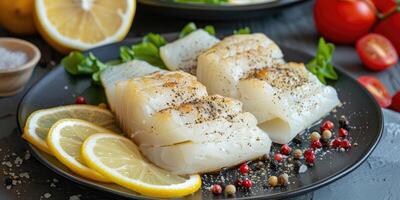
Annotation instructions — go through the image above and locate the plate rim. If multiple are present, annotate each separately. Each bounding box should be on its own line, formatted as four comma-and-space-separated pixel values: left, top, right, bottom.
138, 0, 306, 11
16, 37, 384, 200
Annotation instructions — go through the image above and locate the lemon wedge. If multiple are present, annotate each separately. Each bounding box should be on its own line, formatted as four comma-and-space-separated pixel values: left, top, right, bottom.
47, 119, 115, 182
34, 0, 136, 53
81, 133, 202, 198
23, 104, 119, 154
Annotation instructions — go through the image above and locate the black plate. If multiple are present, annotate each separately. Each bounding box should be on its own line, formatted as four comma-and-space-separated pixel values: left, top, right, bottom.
138, 0, 308, 20
17, 34, 383, 199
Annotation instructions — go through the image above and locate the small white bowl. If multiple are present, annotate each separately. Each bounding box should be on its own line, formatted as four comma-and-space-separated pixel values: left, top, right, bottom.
0, 38, 41, 96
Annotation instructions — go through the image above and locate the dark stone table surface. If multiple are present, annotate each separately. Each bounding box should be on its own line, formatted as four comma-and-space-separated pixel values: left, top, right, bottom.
0, 0, 399, 199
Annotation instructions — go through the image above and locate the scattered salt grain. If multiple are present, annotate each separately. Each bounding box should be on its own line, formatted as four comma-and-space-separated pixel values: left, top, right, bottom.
43, 193, 51, 198
69, 194, 82, 200
298, 165, 308, 174
0, 47, 28, 70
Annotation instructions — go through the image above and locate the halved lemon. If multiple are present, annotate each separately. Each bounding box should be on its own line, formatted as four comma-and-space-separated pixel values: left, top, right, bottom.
23, 104, 119, 154
47, 119, 115, 182
82, 133, 202, 198
34, 0, 136, 53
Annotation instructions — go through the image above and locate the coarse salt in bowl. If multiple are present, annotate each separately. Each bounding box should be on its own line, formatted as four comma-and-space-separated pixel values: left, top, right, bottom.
0, 38, 41, 96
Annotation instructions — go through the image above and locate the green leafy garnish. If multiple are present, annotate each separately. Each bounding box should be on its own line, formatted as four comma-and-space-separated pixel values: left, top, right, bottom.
62, 52, 107, 84
179, 22, 216, 38
118, 33, 167, 68
233, 27, 251, 35
179, 22, 197, 38
143, 33, 167, 48
204, 25, 216, 36
306, 38, 338, 85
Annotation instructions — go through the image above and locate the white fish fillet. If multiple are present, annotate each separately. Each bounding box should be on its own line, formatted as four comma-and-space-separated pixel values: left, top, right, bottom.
114, 71, 207, 137
112, 71, 272, 174
197, 34, 340, 144
160, 29, 220, 74
197, 33, 284, 99
140, 125, 271, 175
100, 60, 165, 112
238, 63, 340, 144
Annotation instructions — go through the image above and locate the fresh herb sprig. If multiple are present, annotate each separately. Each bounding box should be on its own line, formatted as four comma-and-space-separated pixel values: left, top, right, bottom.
306, 38, 338, 85
179, 22, 216, 38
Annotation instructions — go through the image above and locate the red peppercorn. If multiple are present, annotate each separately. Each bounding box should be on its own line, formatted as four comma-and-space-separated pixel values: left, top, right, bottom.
340, 139, 352, 149
75, 96, 87, 104
331, 138, 342, 148
274, 153, 283, 162
320, 120, 334, 132
211, 184, 222, 194
311, 140, 322, 149
242, 179, 253, 188
280, 144, 292, 155
338, 128, 349, 137
304, 149, 314, 157
239, 163, 250, 174
305, 153, 316, 163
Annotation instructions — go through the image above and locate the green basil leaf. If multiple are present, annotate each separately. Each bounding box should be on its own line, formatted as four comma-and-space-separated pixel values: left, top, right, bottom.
179, 22, 197, 38
132, 42, 166, 68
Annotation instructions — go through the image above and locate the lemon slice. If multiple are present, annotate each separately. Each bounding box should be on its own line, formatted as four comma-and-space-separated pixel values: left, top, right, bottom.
23, 104, 119, 154
47, 119, 115, 182
81, 133, 202, 198
34, 0, 136, 53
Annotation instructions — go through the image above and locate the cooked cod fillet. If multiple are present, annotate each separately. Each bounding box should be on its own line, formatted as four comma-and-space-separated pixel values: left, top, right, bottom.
140, 125, 271, 175
114, 71, 208, 136
197, 34, 340, 144
112, 71, 272, 174
100, 60, 166, 112
160, 29, 220, 74
238, 63, 340, 144
197, 33, 284, 99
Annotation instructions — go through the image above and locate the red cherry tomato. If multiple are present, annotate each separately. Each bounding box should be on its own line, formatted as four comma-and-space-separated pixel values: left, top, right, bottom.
371, 0, 397, 15
374, 12, 400, 55
358, 76, 392, 107
356, 33, 398, 71
314, 0, 377, 44
390, 91, 400, 112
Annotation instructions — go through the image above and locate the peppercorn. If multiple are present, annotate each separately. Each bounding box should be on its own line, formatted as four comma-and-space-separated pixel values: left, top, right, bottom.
278, 173, 289, 186
320, 120, 334, 132
211, 184, 222, 195
339, 115, 350, 130
310, 132, 321, 142
274, 153, 283, 162
75, 96, 86, 104
338, 128, 349, 137
224, 184, 236, 196
321, 130, 332, 141
331, 138, 342, 148
239, 162, 250, 174
293, 149, 303, 159
280, 144, 292, 155
311, 140, 322, 149
4, 177, 12, 186
262, 154, 271, 161
340, 139, 352, 149
242, 179, 253, 188
292, 135, 302, 144
268, 176, 278, 187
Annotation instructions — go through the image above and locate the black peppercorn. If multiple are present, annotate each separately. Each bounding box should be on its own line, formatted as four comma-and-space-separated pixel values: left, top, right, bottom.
4, 177, 12, 186
339, 115, 350, 130
292, 135, 302, 144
